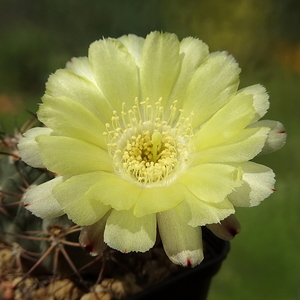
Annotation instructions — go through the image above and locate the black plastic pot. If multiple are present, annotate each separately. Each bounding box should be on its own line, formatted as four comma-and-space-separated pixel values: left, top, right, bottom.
128, 227, 230, 300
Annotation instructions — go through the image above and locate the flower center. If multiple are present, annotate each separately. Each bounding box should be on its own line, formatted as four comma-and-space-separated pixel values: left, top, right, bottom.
104, 99, 193, 188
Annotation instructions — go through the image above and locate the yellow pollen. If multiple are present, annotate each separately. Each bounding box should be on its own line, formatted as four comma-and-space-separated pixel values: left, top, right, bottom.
104, 98, 193, 187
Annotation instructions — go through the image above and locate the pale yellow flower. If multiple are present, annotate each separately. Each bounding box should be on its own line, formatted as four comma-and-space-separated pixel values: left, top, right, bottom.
18, 32, 286, 267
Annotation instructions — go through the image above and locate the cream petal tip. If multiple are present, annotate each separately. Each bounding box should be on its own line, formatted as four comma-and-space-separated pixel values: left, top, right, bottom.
238, 84, 269, 122
79, 237, 107, 257
79, 216, 109, 256
22, 177, 65, 219
262, 122, 286, 155
249, 120, 287, 155
104, 210, 156, 253
206, 214, 241, 241
18, 127, 52, 168
169, 249, 204, 268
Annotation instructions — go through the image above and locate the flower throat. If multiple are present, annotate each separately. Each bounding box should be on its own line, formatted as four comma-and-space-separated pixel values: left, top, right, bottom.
104, 98, 193, 188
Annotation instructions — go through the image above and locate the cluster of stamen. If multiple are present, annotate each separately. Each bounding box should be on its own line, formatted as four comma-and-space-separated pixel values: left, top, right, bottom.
104, 98, 193, 187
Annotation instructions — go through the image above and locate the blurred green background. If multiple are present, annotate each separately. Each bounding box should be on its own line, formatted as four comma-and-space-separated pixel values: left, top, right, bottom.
0, 0, 299, 299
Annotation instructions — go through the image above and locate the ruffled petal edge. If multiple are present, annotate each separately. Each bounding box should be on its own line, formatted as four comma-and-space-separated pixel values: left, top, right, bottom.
22, 176, 65, 219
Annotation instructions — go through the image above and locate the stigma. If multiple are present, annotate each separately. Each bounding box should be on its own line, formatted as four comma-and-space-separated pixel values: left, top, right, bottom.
104, 98, 193, 188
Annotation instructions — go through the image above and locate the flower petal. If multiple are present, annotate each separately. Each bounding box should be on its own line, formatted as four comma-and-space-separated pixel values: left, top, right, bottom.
177, 195, 235, 227
104, 209, 156, 253
18, 127, 52, 168
38, 95, 107, 149
45, 69, 112, 124
238, 84, 269, 122
168, 37, 209, 105
79, 213, 110, 256
118, 34, 145, 67
178, 163, 242, 203
182, 52, 240, 129
36, 135, 113, 175
23, 176, 64, 219
89, 38, 139, 110
227, 161, 275, 207
66, 56, 97, 85
133, 183, 188, 217
157, 208, 204, 267
249, 120, 287, 155
84, 173, 140, 211
193, 127, 270, 164
193, 93, 255, 150
140, 32, 180, 107
206, 214, 241, 240
52, 172, 111, 225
